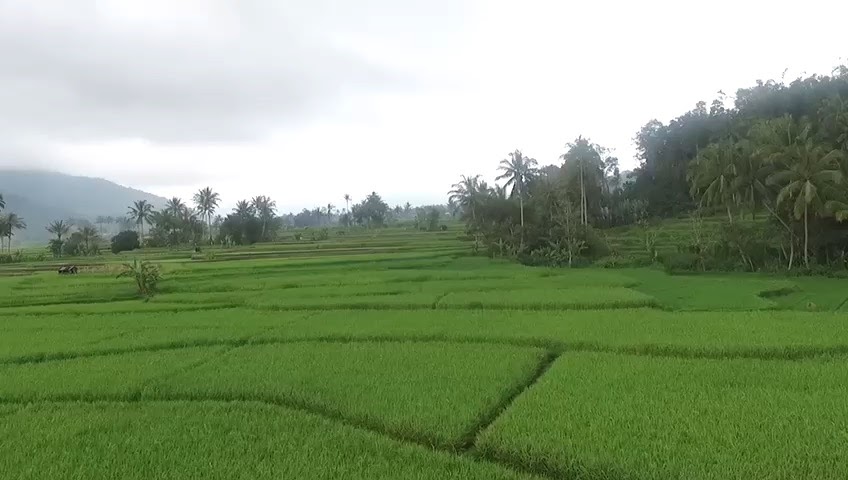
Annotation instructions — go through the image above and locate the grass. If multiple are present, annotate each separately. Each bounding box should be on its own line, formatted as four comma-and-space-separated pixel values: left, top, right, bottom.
0, 346, 225, 400
0, 402, 537, 480
476, 351, 848, 480
438, 287, 657, 310
2, 227, 848, 478
148, 341, 549, 449
4, 308, 848, 364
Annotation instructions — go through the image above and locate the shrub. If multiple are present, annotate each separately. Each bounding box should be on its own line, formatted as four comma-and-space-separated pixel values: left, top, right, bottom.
111, 231, 140, 254
311, 229, 330, 241
660, 252, 700, 273
116, 259, 162, 297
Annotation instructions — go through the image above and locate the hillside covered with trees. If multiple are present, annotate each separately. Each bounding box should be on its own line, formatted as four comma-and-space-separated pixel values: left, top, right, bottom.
451, 64, 848, 273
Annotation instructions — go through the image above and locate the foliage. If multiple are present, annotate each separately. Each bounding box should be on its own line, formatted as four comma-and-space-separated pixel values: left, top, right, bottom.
116, 259, 162, 297
477, 352, 848, 480
111, 230, 141, 254
0, 212, 26, 253
350, 192, 390, 227
217, 214, 263, 246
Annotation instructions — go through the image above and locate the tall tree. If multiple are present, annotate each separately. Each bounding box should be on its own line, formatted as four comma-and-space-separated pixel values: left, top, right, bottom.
46, 220, 71, 243
688, 139, 740, 222
127, 200, 155, 241
560, 137, 605, 226
193, 187, 221, 244
165, 197, 186, 216
251, 195, 277, 240
79, 226, 99, 253
234, 200, 255, 219
767, 131, 843, 267
343, 194, 351, 213
448, 175, 483, 222
496, 149, 539, 228
2, 213, 25, 252
0, 193, 5, 211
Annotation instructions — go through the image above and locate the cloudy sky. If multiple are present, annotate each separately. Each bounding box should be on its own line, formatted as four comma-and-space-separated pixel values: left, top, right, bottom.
1, 0, 845, 212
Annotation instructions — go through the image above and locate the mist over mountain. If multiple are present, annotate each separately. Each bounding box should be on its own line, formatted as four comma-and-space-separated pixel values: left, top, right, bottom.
0, 169, 166, 246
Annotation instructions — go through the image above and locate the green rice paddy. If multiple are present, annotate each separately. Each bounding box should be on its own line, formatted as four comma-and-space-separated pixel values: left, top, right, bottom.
1, 227, 846, 479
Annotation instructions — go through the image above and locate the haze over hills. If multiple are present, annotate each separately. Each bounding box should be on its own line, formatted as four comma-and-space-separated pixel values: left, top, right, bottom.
0, 170, 166, 246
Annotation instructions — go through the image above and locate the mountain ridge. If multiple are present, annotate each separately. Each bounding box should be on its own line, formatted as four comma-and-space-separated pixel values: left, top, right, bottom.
0, 169, 167, 246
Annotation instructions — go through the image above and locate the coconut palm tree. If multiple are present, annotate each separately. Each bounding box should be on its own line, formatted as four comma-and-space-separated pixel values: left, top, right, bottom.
767, 135, 843, 268
251, 195, 277, 240
448, 175, 483, 222
0, 193, 5, 211
234, 200, 255, 218
79, 226, 99, 253
128, 200, 155, 241
193, 187, 221, 244
0, 216, 7, 252
343, 194, 351, 214
561, 137, 605, 226
165, 197, 186, 216
46, 220, 71, 243
2, 213, 25, 252
688, 140, 739, 223
496, 149, 539, 228
326, 203, 335, 221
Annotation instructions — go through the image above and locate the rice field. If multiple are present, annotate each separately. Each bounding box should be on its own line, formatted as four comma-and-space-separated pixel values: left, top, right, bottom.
1, 227, 846, 479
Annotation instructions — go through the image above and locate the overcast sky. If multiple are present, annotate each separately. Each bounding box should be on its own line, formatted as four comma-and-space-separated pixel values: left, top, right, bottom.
1, 0, 846, 212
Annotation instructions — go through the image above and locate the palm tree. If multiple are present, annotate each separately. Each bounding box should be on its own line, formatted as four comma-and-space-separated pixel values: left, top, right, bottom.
251, 195, 277, 240
234, 200, 255, 218
193, 187, 221, 244
0, 216, 7, 252
79, 226, 99, 253
497, 149, 539, 228
0, 193, 5, 211
165, 197, 186, 216
3, 213, 25, 252
448, 175, 483, 222
767, 135, 843, 268
343, 194, 351, 213
326, 203, 336, 220
46, 220, 71, 242
561, 138, 605, 226
128, 200, 155, 241
688, 140, 739, 223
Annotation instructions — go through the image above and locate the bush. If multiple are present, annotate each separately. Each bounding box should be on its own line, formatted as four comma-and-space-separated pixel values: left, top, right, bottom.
660, 252, 700, 273
111, 231, 140, 254
116, 259, 162, 297
311, 228, 330, 241
0, 251, 24, 264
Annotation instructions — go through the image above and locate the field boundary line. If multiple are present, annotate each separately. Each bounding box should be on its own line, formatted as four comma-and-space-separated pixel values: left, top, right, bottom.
461, 350, 560, 452
0, 396, 560, 480
6, 335, 848, 367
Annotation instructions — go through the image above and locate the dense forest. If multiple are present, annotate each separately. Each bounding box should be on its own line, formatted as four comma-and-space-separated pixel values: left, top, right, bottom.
450, 64, 848, 273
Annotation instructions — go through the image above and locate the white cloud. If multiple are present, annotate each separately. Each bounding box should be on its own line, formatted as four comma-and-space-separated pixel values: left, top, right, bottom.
1, 0, 846, 211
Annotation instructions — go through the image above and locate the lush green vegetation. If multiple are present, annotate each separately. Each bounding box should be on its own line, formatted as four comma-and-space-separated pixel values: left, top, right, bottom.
448, 64, 848, 274
3, 64, 848, 479
477, 352, 848, 480
1, 224, 846, 478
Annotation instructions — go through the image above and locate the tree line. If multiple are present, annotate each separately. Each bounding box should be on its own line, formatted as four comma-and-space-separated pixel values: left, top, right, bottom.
450, 63, 848, 272
24, 187, 431, 258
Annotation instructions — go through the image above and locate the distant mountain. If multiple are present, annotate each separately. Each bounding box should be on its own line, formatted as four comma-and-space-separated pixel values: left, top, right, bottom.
0, 170, 167, 246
